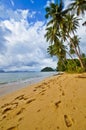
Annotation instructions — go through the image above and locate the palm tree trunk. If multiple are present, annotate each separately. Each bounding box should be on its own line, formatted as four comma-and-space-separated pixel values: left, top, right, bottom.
68, 35, 84, 69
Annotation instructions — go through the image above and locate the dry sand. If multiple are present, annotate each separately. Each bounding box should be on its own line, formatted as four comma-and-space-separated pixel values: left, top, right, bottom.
0, 73, 86, 130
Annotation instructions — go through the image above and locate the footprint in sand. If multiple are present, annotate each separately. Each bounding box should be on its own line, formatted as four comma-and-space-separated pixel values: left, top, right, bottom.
37, 109, 41, 112
18, 117, 23, 122
14, 94, 24, 100
62, 91, 65, 96
33, 89, 37, 92
16, 108, 25, 115
39, 89, 46, 94
1, 103, 10, 108
2, 115, 7, 119
11, 102, 18, 108
55, 101, 61, 108
42, 82, 48, 86
26, 98, 36, 104
2, 107, 12, 115
7, 126, 17, 130
35, 85, 42, 89
57, 126, 60, 129
64, 115, 73, 127
1, 102, 18, 115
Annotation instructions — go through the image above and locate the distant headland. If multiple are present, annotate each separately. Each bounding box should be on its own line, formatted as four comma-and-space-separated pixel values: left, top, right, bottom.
41, 67, 55, 72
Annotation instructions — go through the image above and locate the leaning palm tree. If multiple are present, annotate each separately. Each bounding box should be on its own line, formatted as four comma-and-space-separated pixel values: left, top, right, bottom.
47, 39, 66, 59
45, 1, 85, 69
69, 35, 81, 55
82, 21, 86, 26
62, 13, 84, 68
69, 0, 86, 15
69, 0, 86, 26
45, 1, 69, 30
47, 39, 66, 68
45, 26, 58, 44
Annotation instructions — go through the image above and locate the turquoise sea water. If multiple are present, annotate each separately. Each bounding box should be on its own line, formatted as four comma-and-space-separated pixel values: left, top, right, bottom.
0, 72, 57, 87
0, 72, 57, 97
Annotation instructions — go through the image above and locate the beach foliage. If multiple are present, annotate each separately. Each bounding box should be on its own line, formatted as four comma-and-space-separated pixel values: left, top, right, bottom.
45, 0, 86, 72
57, 58, 86, 73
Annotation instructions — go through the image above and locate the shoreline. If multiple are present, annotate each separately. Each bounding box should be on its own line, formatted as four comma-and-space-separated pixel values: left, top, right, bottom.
0, 73, 86, 130
0, 76, 52, 98
0, 72, 58, 97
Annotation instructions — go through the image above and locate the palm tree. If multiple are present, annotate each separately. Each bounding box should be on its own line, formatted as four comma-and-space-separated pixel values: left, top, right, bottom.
69, 35, 81, 54
45, 1, 68, 69
47, 39, 66, 59
82, 21, 86, 26
45, 1, 85, 69
45, 1, 69, 30
62, 14, 84, 68
69, 0, 86, 26
69, 0, 86, 15
47, 39, 66, 69
45, 26, 58, 44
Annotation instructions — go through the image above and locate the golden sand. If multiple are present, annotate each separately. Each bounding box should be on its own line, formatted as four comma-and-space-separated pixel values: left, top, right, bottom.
0, 73, 86, 130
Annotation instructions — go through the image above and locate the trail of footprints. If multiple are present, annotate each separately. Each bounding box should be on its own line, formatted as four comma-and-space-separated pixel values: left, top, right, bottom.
0, 94, 36, 130
0, 80, 74, 129
0, 83, 48, 130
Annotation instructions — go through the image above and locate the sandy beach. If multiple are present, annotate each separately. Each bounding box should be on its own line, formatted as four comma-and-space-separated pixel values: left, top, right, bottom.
0, 73, 86, 130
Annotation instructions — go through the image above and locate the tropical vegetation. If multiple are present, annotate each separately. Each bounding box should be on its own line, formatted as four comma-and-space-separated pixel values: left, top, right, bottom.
45, 0, 86, 72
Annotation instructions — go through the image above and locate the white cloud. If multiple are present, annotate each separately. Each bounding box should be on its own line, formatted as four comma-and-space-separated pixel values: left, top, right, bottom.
45, 0, 55, 7
0, 9, 57, 71
0, 0, 85, 71
0, 4, 36, 21
77, 15, 86, 53
64, 0, 72, 9
10, 0, 14, 6
30, 0, 34, 4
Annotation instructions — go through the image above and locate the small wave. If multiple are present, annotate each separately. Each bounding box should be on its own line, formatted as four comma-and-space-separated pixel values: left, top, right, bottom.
0, 82, 8, 85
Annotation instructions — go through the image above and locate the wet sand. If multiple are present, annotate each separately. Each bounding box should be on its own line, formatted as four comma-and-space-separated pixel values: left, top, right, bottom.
0, 73, 86, 130
0, 76, 48, 97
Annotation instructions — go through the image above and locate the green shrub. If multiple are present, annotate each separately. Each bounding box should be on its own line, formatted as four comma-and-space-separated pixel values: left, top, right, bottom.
57, 58, 86, 73
66, 60, 77, 72
76, 67, 85, 73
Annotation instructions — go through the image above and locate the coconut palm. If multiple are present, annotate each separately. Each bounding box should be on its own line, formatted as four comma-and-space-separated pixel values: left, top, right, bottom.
82, 21, 86, 26
60, 13, 85, 68
69, 0, 86, 26
69, 0, 86, 16
47, 39, 66, 59
45, 1, 69, 30
45, 1, 85, 69
63, 14, 79, 34
47, 39, 66, 69
45, 26, 58, 44
69, 35, 81, 54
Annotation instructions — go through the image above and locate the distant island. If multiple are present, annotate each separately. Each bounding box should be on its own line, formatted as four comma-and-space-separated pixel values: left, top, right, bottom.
0, 70, 36, 73
41, 67, 55, 72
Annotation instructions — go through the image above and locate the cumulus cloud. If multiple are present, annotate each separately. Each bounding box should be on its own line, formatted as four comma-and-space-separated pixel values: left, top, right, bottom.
0, 4, 36, 21
0, 0, 85, 71
63, 0, 72, 9
44, 0, 55, 7
0, 8, 57, 71
30, 0, 34, 4
10, 0, 14, 6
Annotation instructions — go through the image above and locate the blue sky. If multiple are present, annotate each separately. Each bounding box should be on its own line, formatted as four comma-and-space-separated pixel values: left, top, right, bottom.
0, 0, 86, 71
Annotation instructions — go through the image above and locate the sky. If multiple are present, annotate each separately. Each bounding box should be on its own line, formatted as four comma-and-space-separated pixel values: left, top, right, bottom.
0, 0, 86, 71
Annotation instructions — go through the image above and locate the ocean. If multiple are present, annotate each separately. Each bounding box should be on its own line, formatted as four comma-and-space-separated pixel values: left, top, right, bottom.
0, 72, 58, 97
0, 72, 57, 96
0, 72, 57, 86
